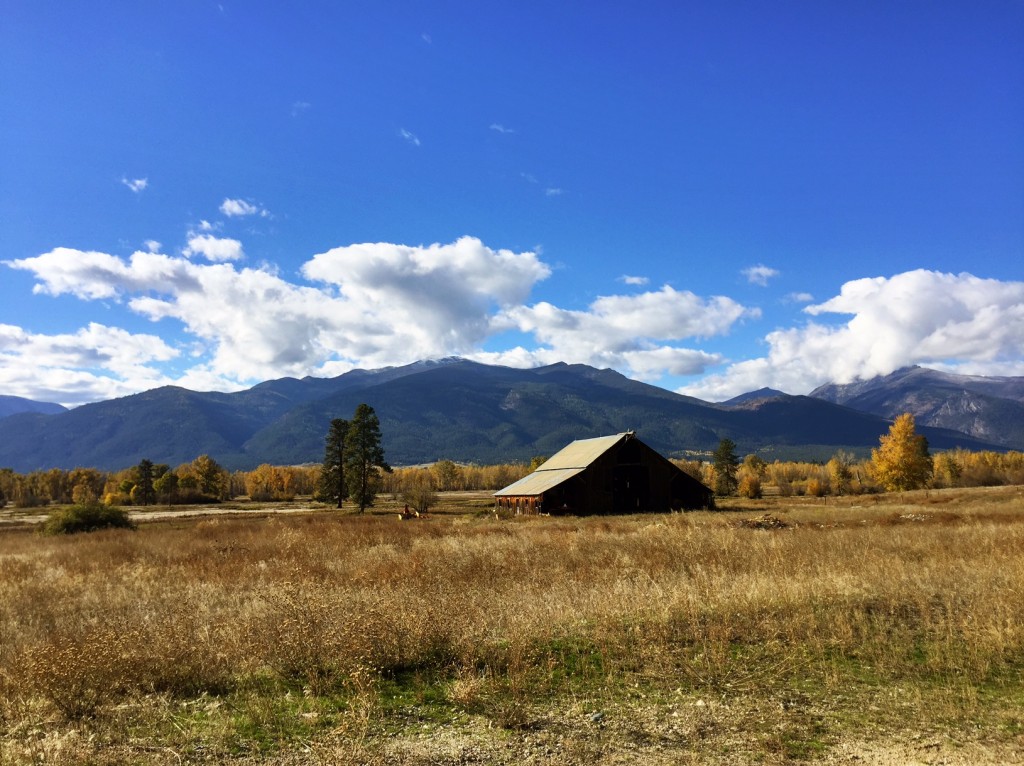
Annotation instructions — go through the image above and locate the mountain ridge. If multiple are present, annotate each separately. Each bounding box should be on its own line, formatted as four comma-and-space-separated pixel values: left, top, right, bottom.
0, 361, 1017, 472
0, 395, 67, 419
809, 366, 1024, 448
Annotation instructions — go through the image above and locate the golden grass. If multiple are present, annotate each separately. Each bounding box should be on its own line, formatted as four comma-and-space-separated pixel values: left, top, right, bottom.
1, 486, 1022, 764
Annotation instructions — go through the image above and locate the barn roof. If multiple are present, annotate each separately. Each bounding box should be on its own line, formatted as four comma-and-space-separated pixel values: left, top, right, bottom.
493, 433, 631, 497
538, 433, 630, 469
492, 467, 585, 497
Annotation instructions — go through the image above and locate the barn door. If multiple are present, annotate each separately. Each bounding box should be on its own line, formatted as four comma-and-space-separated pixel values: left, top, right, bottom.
612, 465, 650, 513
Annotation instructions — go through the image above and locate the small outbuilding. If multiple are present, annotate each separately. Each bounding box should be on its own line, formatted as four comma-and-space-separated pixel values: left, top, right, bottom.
494, 431, 714, 515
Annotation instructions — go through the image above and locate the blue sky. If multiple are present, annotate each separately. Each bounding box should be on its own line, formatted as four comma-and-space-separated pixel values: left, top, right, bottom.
2, 1, 1022, 406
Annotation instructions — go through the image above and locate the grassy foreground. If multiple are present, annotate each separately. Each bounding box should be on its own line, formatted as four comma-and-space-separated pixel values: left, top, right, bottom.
1, 487, 1023, 764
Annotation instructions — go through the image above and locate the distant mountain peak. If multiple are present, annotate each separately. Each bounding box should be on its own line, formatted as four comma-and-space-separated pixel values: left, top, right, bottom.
809, 365, 1024, 448
721, 388, 789, 407
0, 395, 68, 419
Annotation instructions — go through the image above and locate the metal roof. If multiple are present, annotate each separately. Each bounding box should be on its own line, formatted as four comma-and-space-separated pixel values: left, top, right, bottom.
493, 467, 586, 497
537, 433, 630, 470
493, 433, 632, 497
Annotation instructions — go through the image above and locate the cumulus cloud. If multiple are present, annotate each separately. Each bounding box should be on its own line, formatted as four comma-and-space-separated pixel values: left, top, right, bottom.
678, 270, 1024, 400
0, 322, 178, 405
6, 238, 551, 386
301, 236, 551, 360
5, 237, 757, 399
121, 177, 148, 193
619, 275, 649, 286
220, 198, 269, 218
399, 128, 421, 146
183, 234, 244, 262
482, 285, 753, 379
742, 264, 779, 286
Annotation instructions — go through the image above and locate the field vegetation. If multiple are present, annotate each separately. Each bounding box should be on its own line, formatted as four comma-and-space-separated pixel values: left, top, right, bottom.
1, 485, 1022, 764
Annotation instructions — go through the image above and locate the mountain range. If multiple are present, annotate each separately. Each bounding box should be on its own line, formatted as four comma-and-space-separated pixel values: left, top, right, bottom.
0, 360, 1018, 472
0, 395, 67, 419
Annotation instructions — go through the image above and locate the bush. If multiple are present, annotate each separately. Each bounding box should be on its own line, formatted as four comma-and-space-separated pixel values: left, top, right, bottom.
737, 474, 762, 499
806, 478, 828, 497
15, 492, 47, 508
42, 502, 136, 535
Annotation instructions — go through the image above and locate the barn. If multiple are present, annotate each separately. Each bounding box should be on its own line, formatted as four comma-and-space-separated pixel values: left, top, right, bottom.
494, 431, 714, 515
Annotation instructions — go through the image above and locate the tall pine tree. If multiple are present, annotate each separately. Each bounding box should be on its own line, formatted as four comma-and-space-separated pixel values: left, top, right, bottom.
712, 438, 739, 496
344, 404, 391, 513
317, 418, 349, 508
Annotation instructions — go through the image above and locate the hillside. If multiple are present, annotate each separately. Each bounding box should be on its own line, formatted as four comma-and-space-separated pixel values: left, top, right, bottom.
0, 360, 1011, 472
0, 395, 66, 419
810, 366, 1024, 448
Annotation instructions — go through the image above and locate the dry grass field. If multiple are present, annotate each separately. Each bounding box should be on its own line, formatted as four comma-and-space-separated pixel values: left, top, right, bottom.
1, 486, 1023, 765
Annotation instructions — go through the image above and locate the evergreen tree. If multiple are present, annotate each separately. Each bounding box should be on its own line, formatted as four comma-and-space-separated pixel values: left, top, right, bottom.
317, 418, 349, 508
872, 413, 932, 491
134, 458, 156, 506
712, 438, 739, 496
344, 404, 391, 512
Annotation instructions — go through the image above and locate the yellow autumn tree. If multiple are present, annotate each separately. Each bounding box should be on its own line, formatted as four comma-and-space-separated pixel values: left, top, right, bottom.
871, 413, 933, 491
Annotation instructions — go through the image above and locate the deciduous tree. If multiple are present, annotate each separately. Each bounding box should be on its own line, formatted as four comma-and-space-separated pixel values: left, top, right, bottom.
431, 459, 461, 491
871, 413, 932, 492
827, 451, 855, 495
190, 454, 228, 499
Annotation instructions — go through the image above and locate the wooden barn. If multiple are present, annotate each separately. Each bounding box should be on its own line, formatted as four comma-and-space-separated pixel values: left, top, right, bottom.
494, 432, 714, 515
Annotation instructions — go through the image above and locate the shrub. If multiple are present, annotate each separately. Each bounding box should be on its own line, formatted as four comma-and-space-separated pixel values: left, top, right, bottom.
103, 491, 130, 506
737, 474, 762, 499
42, 502, 136, 535
806, 478, 828, 497
15, 492, 47, 508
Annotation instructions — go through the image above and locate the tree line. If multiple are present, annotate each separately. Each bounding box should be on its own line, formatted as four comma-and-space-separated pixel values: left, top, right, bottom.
699, 414, 1024, 498
2, 412, 1022, 510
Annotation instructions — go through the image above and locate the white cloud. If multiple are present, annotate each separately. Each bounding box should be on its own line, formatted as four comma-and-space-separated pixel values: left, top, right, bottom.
489, 123, 515, 134
219, 198, 269, 218
144, 240, 161, 253
619, 275, 649, 286
678, 269, 1024, 400
121, 177, 148, 193
5, 237, 752, 398
290, 101, 311, 117
742, 264, 779, 286
399, 128, 421, 146
487, 285, 753, 380
23, 244, 1017, 409
544, 187, 564, 196
786, 291, 814, 303
6, 238, 551, 387
0, 322, 178, 405
301, 236, 551, 360
183, 234, 244, 262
